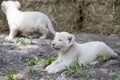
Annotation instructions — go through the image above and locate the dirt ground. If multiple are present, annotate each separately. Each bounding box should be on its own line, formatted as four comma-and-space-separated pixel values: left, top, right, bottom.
0, 33, 120, 80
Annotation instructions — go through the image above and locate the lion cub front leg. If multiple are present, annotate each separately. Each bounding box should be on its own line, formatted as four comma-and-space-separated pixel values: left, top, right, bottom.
47, 63, 65, 73
46, 60, 72, 73
45, 59, 60, 71
5, 26, 18, 40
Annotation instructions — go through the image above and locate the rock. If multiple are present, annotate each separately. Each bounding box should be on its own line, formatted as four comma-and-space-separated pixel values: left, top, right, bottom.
102, 60, 120, 67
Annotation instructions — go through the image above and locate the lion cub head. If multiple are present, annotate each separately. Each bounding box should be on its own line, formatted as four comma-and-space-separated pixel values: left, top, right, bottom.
1, 1, 21, 13
52, 32, 75, 53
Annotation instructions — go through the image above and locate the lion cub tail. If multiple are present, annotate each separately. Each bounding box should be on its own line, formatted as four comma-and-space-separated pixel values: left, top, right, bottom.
47, 19, 56, 35
112, 52, 118, 58
107, 50, 118, 58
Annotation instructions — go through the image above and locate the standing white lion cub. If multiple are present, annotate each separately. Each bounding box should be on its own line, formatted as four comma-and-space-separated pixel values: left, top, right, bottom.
1, 1, 56, 40
45, 32, 118, 73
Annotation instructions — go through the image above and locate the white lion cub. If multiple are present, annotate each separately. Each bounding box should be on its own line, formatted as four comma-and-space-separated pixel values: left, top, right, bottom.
1, 1, 56, 40
45, 32, 118, 73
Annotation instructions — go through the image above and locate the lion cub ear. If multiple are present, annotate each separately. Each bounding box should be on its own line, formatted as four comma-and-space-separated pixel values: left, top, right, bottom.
15, 1, 21, 9
68, 34, 75, 47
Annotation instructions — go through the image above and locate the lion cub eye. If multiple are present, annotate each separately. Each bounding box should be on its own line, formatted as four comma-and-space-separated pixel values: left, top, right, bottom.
59, 39, 62, 41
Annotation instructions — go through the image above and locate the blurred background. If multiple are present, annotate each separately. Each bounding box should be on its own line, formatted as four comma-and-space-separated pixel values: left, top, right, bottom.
0, 0, 120, 35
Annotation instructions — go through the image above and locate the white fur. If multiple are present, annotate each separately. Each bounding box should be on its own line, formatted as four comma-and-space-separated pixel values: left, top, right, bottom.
45, 32, 118, 73
1, 1, 56, 40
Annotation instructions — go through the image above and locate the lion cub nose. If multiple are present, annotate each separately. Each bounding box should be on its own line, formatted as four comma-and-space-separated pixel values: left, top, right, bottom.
52, 43, 55, 47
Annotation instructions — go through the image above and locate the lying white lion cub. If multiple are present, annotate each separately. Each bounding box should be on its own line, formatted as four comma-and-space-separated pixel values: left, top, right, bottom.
45, 32, 118, 73
1, 1, 56, 40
